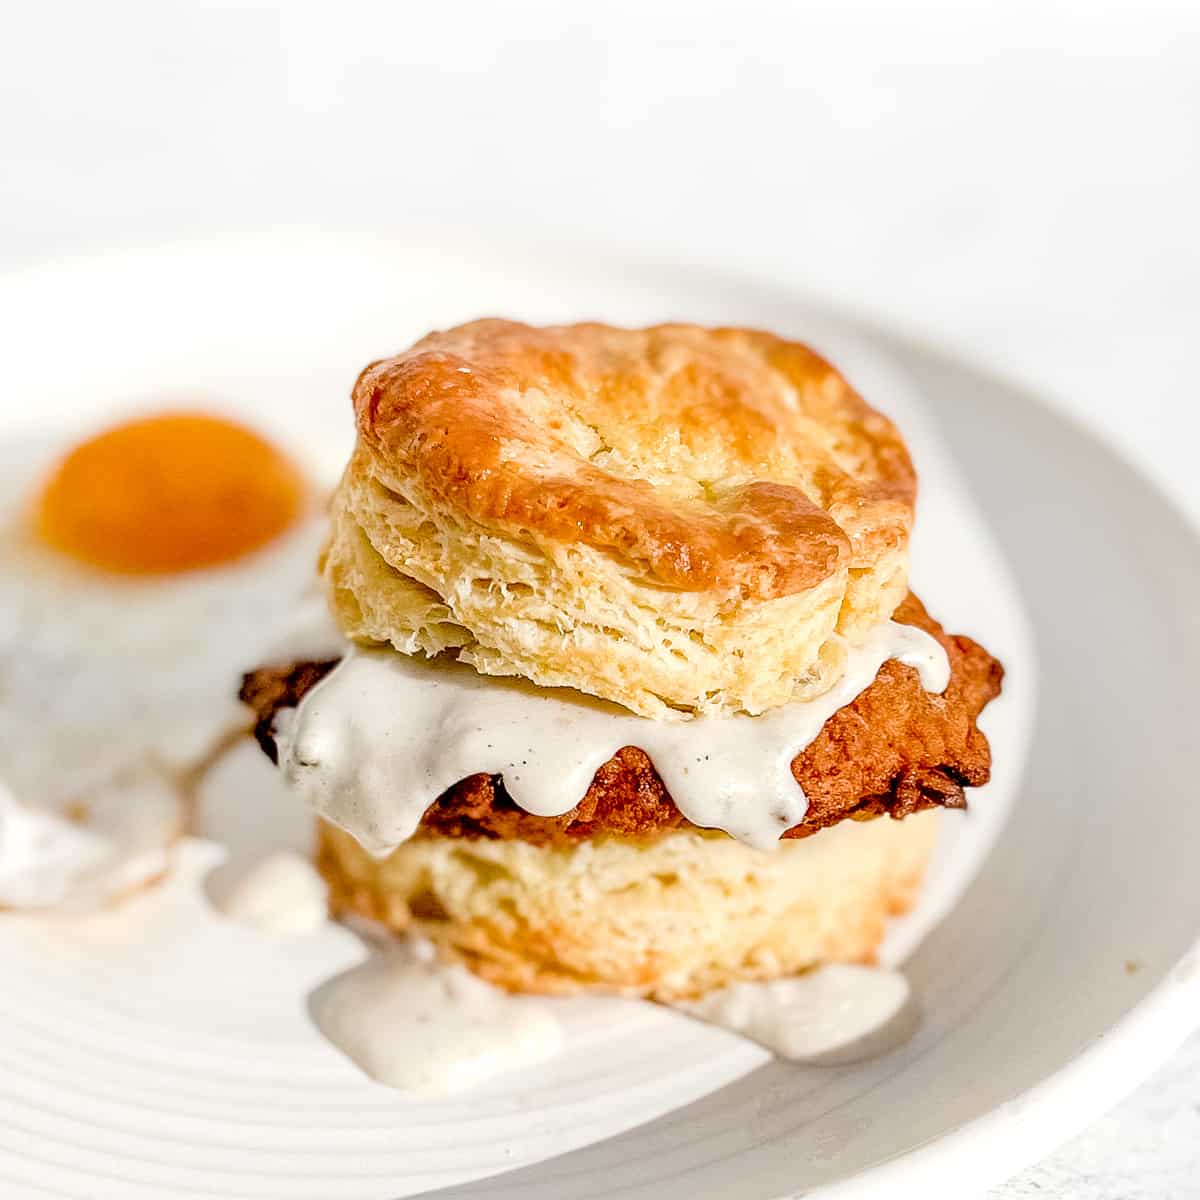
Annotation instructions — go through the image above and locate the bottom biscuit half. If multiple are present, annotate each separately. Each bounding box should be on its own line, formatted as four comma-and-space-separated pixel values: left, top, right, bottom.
317, 812, 938, 1000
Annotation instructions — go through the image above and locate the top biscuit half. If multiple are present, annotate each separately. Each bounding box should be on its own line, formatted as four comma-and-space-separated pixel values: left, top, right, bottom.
324, 320, 916, 718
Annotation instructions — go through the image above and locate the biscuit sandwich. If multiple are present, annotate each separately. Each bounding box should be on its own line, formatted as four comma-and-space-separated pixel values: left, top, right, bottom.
241, 319, 1003, 999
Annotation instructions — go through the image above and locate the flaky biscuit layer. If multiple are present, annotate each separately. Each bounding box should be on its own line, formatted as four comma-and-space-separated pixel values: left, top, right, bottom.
318, 812, 937, 999
328, 320, 916, 716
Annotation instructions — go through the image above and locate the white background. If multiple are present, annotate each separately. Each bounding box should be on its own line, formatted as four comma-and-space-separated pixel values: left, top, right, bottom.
2, 2, 1199, 1195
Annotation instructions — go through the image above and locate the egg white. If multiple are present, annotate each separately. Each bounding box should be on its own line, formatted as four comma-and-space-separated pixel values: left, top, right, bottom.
0, 432, 329, 810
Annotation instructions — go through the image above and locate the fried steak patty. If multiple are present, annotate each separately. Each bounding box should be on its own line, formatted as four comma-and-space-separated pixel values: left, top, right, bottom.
240, 593, 1002, 847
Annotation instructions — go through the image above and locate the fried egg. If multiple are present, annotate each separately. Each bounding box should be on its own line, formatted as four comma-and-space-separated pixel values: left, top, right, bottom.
0, 410, 328, 907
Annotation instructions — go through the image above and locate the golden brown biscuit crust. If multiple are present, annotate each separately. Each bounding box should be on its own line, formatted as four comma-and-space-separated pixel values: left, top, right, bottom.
315, 814, 939, 998
352, 319, 915, 602
240, 593, 1002, 845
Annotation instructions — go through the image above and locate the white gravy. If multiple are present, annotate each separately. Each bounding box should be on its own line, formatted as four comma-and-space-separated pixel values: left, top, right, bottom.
213, 849, 330, 934
310, 937, 564, 1091
672, 964, 912, 1061
0, 770, 182, 911
277, 620, 949, 855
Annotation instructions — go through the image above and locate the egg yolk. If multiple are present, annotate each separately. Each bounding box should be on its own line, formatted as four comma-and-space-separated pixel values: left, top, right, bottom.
35, 412, 309, 574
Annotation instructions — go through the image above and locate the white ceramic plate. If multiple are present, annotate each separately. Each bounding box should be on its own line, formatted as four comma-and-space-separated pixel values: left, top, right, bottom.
0, 235, 1197, 1200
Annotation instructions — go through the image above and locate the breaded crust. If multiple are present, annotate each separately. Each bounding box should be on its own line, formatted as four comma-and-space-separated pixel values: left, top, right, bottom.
240, 593, 1002, 846
331, 320, 918, 716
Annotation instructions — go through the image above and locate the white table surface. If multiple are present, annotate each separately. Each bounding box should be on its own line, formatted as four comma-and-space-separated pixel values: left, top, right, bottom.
3, 2, 1198, 1195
